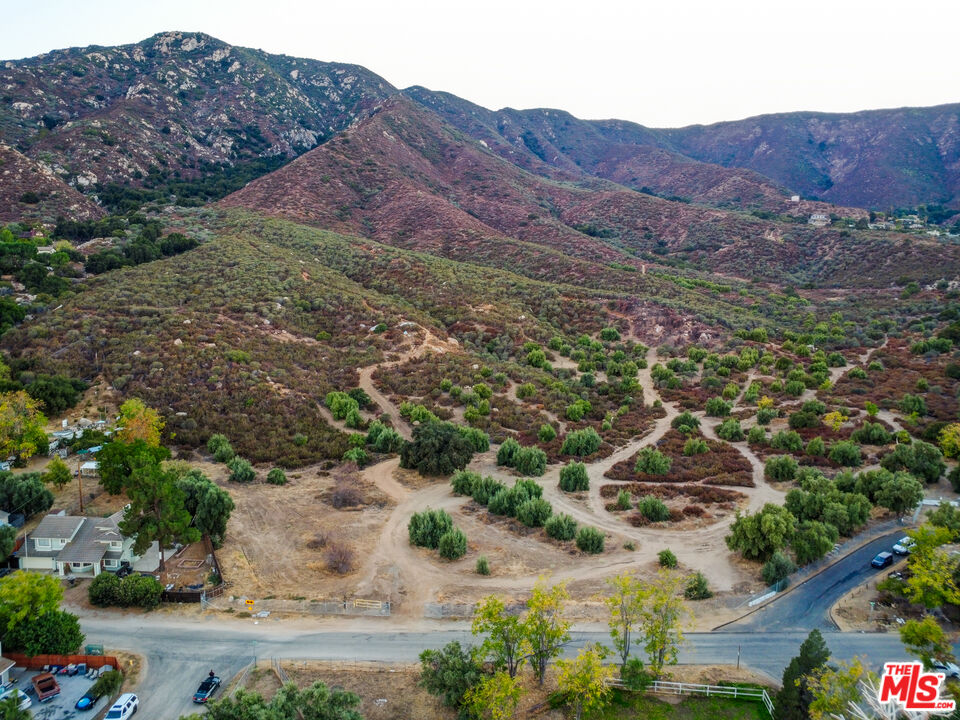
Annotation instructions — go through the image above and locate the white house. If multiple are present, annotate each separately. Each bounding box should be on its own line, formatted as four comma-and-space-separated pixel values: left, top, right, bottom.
17, 510, 158, 577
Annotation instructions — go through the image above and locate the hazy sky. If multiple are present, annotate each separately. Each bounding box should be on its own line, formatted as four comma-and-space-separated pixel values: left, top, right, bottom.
4, 0, 958, 127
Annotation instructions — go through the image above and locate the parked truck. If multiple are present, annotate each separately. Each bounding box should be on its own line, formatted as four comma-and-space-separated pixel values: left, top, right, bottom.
32, 672, 61, 702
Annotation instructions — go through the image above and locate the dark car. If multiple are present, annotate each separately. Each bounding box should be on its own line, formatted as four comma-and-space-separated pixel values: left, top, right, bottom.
871, 551, 894, 569
192, 675, 221, 704
116, 562, 133, 579
75, 690, 99, 711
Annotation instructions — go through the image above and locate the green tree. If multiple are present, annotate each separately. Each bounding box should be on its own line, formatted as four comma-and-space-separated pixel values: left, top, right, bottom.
559, 462, 589, 492
98, 440, 171, 495
176, 470, 234, 547
875, 471, 924, 519
0, 525, 15, 564
560, 427, 602, 456
605, 573, 647, 669
900, 616, 953, 665
42, 456, 71, 489
545, 513, 577, 541
120, 462, 200, 572
401, 422, 474, 476
634, 448, 671, 475
4, 609, 83, 656
524, 579, 571, 685
762, 551, 796, 586
226, 457, 255, 483
904, 525, 960, 609
0, 695, 30, 720
418, 641, 483, 715
726, 504, 797, 561
472, 596, 527, 678
792, 520, 839, 565
774, 629, 830, 720
408, 509, 454, 549
575, 526, 605, 553
0, 571, 62, 634
555, 643, 616, 720
640, 570, 686, 678
0, 471, 52, 518
881, 441, 946, 483
438, 528, 468, 560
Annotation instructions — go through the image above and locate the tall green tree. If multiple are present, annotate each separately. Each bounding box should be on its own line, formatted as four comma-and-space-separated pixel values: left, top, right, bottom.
0, 390, 47, 460
98, 440, 171, 495
524, 578, 571, 685
774, 629, 830, 720
418, 641, 483, 717
640, 570, 686, 678
120, 461, 200, 572
472, 595, 527, 678
0, 571, 62, 634
605, 573, 648, 669
176, 470, 234, 547
42, 456, 72, 489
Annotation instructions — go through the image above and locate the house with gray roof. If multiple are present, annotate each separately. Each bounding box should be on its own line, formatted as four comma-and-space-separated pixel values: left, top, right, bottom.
17, 509, 158, 577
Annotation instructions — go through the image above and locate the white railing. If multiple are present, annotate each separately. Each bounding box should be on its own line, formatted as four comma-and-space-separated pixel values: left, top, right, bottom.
608, 678, 774, 717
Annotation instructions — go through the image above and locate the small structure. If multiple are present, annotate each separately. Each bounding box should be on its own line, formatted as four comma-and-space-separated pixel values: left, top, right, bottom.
790, 195, 800, 203
17, 509, 158, 577
808, 213, 831, 227
79, 461, 99, 477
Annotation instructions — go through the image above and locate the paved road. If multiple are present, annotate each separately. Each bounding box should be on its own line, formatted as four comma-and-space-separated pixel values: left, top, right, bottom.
725, 530, 905, 632
79, 615, 917, 719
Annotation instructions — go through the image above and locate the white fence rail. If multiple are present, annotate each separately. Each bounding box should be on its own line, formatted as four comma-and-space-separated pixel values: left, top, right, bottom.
607, 678, 774, 717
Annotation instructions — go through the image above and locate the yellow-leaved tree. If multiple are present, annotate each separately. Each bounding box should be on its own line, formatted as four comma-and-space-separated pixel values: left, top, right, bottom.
555, 643, 616, 720
0, 390, 48, 461
117, 398, 164, 446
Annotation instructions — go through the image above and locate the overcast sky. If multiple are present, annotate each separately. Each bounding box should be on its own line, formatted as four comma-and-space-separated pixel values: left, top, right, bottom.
4, 0, 958, 127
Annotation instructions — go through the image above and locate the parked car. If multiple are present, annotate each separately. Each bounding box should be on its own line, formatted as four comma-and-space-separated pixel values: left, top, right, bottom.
871, 551, 894, 569
932, 660, 960, 679
893, 537, 915, 555
105, 693, 139, 719
31, 672, 61, 702
0, 688, 31, 710
116, 561, 133, 579
75, 689, 100, 711
193, 673, 221, 703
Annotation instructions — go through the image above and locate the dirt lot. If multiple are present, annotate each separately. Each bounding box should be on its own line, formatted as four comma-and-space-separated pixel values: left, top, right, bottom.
231, 661, 773, 720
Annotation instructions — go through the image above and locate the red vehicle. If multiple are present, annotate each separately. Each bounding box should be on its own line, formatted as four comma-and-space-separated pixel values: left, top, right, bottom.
32, 673, 61, 702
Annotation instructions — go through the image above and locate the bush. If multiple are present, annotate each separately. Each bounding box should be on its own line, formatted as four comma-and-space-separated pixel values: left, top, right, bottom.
90, 670, 124, 701
899, 393, 928, 416
850, 422, 892, 446
514, 447, 548, 476
266, 468, 287, 485
621, 657, 653, 691
538, 424, 557, 442
637, 495, 671, 522
716, 418, 745, 442
438, 529, 468, 560
565, 399, 592, 421
342, 447, 368, 466
207, 434, 234, 462
545, 513, 577, 541
770, 430, 804, 452
368, 423, 405, 453
658, 549, 678, 568
476, 556, 490, 575
789, 411, 820, 430
517, 498, 553, 527
409, 509, 454, 549
765, 455, 798, 482
829, 441, 862, 467
806, 437, 826, 457
575, 526, 605, 554
748, 425, 767, 444
471, 476, 505, 505
705, 396, 732, 417
683, 437, 709, 456
89, 572, 121, 606
326, 391, 360, 420
227, 457, 255, 483
634, 448, 671, 475
559, 462, 589, 492
671, 411, 701, 433
684, 572, 713, 600
616, 490, 632, 510
451, 470, 480, 496
324, 543, 356, 573
496, 437, 521, 466
762, 551, 797, 586
5, 609, 84, 656
757, 407, 778, 425
118, 574, 163, 609
560, 427, 602, 456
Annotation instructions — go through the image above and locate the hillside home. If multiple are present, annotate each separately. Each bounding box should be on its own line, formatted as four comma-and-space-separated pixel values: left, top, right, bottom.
17, 510, 158, 577
808, 213, 831, 227
0, 642, 12, 689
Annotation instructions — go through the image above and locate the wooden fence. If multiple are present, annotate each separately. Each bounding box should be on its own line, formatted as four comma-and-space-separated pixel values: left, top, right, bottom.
608, 678, 774, 717
5, 652, 119, 670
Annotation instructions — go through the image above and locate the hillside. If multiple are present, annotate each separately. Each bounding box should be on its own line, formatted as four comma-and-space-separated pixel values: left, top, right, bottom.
0, 31, 393, 198
655, 104, 960, 209
0, 144, 103, 222
221, 96, 958, 288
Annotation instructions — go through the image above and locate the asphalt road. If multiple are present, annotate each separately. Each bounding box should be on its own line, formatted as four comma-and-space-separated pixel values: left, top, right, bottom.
77, 529, 917, 719
79, 614, 918, 719
725, 529, 906, 632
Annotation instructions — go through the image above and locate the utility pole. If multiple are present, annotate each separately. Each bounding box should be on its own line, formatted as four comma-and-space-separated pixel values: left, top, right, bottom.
737, 644, 741, 670
76, 455, 84, 513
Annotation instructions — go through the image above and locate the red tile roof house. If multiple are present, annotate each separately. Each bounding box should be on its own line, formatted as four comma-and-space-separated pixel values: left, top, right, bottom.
16, 510, 159, 578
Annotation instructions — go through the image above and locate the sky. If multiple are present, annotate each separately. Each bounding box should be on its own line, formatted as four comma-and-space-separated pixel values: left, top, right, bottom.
3, 0, 959, 127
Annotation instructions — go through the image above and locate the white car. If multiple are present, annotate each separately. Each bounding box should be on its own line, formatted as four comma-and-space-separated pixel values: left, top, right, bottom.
105, 693, 139, 719
0, 688, 31, 710
932, 660, 960, 679
893, 536, 915, 555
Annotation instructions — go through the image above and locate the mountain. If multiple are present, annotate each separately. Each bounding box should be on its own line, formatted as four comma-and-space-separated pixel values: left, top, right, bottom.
656, 105, 960, 210
221, 95, 953, 288
0, 144, 103, 222
0, 31, 394, 195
